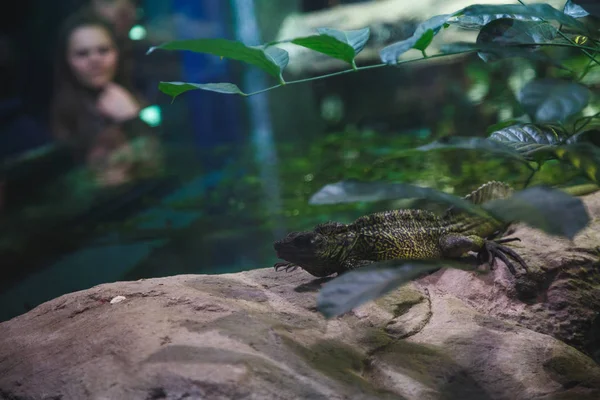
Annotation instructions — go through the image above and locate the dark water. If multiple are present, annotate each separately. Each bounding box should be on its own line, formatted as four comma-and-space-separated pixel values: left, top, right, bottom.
0, 129, 381, 322
0, 166, 273, 322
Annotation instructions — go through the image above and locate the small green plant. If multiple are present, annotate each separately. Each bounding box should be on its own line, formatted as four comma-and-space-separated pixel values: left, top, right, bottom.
152, 0, 600, 318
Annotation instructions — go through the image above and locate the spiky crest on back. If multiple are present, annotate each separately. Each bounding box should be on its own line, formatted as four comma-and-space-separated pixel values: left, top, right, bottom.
351, 209, 441, 230
314, 221, 349, 235
313, 181, 513, 234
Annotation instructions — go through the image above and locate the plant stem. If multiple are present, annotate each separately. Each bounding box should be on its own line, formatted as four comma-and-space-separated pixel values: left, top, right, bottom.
247, 50, 476, 96
522, 163, 540, 188
177, 30, 599, 99
533, 42, 599, 52
556, 34, 600, 66
578, 55, 597, 81
574, 111, 600, 132
243, 41, 599, 97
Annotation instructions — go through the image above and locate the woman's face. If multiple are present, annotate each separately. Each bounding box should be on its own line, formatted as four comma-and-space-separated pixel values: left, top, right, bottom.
67, 25, 118, 89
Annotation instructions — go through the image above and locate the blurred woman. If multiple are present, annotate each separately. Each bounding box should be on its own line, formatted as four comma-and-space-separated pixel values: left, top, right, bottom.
50, 11, 162, 187
77, 0, 161, 104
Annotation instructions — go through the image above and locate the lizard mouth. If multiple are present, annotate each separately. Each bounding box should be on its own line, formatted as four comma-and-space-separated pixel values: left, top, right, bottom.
273, 240, 284, 258
273, 231, 317, 263
273, 239, 306, 263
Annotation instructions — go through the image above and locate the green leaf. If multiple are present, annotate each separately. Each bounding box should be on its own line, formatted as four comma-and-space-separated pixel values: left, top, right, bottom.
291, 27, 370, 68
554, 143, 600, 183
565, 0, 600, 18
475, 18, 556, 62
263, 46, 290, 78
518, 79, 591, 123
451, 14, 539, 29
485, 119, 521, 135
564, 0, 590, 18
567, 129, 600, 146
148, 38, 289, 83
449, 5, 550, 29
158, 82, 247, 98
317, 261, 467, 318
308, 180, 488, 217
483, 185, 590, 239
380, 14, 451, 64
415, 136, 530, 164
488, 123, 569, 162
456, 4, 587, 32
414, 29, 434, 51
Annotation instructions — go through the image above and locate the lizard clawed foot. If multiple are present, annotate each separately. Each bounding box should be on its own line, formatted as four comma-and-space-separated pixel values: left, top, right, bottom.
274, 262, 299, 272
477, 238, 528, 275
494, 237, 521, 245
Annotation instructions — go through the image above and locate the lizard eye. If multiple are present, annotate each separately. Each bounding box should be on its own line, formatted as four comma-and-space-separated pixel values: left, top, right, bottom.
310, 236, 323, 246
295, 234, 317, 247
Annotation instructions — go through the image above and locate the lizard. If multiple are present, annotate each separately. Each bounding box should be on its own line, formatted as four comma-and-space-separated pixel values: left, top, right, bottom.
273, 180, 528, 278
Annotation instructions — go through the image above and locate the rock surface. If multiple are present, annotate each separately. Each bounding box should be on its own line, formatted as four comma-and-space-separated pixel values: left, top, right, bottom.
1, 192, 600, 400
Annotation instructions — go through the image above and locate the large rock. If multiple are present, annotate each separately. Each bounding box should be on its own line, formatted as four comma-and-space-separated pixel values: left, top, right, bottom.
1, 192, 600, 400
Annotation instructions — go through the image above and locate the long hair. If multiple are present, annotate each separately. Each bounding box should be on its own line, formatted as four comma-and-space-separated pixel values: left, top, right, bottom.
50, 10, 133, 154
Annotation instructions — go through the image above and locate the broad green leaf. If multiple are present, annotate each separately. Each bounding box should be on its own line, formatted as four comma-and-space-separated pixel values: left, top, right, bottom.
308, 180, 488, 217
414, 29, 435, 51
158, 82, 247, 98
567, 129, 600, 146
486, 119, 521, 134
475, 18, 556, 62
565, 0, 600, 17
380, 14, 451, 64
263, 46, 290, 78
317, 28, 370, 53
415, 136, 530, 164
450, 13, 542, 29
488, 123, 569, 161
564, 0, 590, 18
148, 38, 289, 83
554, 143, 600, 183
317, 261, 467, 318
518, 79, 591, 123
483, 185, 590, 239
455, 4, 587, 32
291, 28, 370, 68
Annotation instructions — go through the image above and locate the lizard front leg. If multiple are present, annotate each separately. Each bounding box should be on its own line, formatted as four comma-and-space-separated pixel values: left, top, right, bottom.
274, 262, 299, 272
439, 234, 528, 275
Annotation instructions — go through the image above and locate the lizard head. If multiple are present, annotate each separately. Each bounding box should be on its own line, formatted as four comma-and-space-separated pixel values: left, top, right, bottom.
274, 230, 327, 265
273, 221, 350, 276
273, 229, 344, 276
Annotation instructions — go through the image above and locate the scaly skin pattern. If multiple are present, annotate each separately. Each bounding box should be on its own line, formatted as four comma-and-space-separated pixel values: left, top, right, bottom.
273, 181, 528, 277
